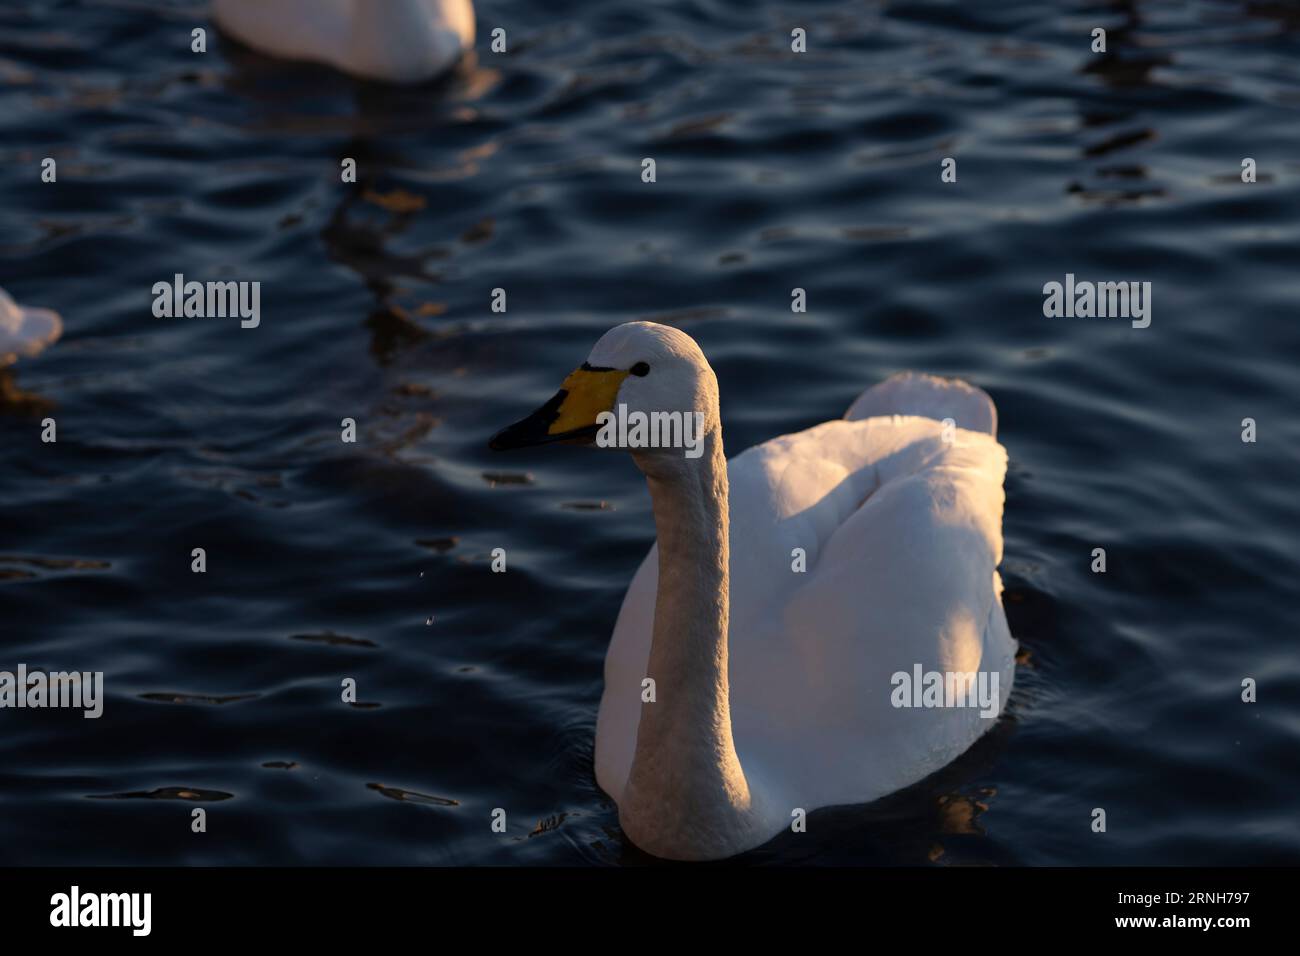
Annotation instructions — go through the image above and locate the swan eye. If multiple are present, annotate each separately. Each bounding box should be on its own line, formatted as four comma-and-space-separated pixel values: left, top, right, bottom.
629, 361, 650, 377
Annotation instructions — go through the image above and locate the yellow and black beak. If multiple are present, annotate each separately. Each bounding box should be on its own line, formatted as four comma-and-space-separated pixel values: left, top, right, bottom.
489, 363, 629, 450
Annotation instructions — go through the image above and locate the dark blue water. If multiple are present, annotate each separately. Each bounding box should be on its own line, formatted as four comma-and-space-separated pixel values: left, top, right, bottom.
2, 0, 1298, 866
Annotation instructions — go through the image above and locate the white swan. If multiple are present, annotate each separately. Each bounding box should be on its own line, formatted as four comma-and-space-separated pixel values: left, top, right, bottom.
0, 287, 61, 367
212, 0, 475, 84
491, 321, 1016, 861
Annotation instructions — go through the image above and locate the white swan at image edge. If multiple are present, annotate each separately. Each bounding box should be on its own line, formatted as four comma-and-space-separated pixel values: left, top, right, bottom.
490, 321, 1017, 861
0, 287, 62, 366
212, 0, 475, 84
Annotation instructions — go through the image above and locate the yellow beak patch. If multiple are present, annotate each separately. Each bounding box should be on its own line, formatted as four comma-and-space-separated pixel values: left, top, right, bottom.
549, 366, 629, 434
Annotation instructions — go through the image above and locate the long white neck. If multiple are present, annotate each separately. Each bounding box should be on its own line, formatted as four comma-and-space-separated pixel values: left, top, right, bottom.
618, 426, 768, 860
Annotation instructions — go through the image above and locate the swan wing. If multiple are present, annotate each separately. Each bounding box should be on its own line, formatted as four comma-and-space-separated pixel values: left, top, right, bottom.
844, 370, 997, 436
730, 417, 1012, 810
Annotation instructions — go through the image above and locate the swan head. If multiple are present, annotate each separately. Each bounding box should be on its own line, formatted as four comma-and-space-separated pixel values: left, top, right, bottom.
489, 321, 719, 463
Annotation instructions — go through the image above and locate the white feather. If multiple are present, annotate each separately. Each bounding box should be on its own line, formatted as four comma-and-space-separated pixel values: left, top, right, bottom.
212, 0, 475, 84
0, 287, 62, 366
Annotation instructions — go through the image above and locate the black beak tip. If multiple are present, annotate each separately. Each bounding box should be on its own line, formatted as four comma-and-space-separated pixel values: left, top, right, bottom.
488, 427, 518, 451
489, 416, 549, 451
489, 420, 599, 451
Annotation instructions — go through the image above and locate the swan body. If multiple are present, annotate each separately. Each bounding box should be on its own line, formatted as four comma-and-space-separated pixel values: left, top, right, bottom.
212, 0, 474, 84
491, 322, 1016, 860
0, 287, 61, 366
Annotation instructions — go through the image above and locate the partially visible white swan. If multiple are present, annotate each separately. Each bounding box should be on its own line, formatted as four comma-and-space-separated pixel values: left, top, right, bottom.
212, 0, 475, 84
0, 287, 61, 366
491, 321, 1016, 861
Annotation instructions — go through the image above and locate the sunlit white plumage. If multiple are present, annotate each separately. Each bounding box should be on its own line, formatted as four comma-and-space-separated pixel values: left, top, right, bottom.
0, 287, 61, 366
212, 0, 474, 84
494, 322, 1016, 860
